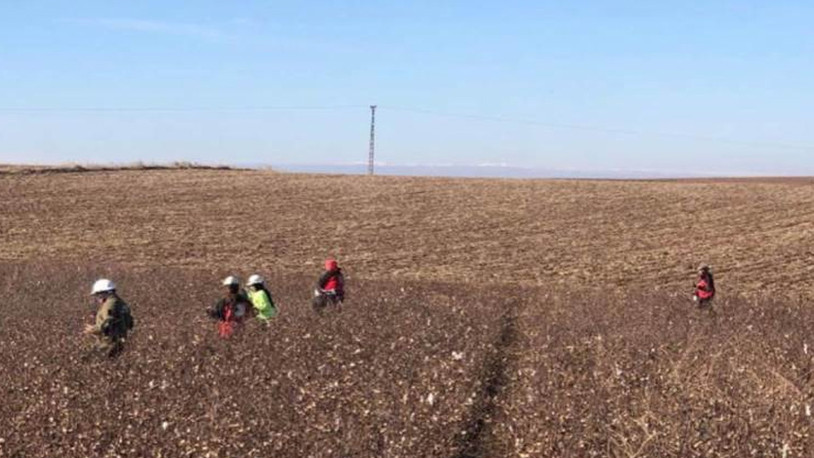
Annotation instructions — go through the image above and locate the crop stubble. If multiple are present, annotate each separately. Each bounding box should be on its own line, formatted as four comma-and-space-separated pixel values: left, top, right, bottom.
1, 169, 813, 456
2, 170, 814, 296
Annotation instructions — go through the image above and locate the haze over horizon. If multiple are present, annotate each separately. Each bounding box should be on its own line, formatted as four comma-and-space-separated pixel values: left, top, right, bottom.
2, 1, 813, 176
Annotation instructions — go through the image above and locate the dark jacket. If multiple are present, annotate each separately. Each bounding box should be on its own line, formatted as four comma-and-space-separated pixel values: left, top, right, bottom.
209, 291, 251, 322
316, 268, 345, 300
95, 295, 132, 340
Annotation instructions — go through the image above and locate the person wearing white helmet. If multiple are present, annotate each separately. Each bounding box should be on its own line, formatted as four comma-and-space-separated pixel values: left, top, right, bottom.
207, 275, 251, 338
246, 274, 277, 324
84, 278, 134, 357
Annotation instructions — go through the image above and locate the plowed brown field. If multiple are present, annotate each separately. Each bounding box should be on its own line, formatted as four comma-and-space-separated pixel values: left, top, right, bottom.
3, 169, 814, 296
1, 169, 813, 456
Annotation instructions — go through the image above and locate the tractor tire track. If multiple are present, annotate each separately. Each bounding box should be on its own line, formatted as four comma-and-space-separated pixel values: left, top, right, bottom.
453, 300, 521, 458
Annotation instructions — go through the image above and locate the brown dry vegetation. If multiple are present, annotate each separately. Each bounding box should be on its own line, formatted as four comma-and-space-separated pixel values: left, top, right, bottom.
0, 162, 237, 175
0, 262, 502, 457
1, 169, 813, 456
2, 169, 814, 296
492, 291, 814, 456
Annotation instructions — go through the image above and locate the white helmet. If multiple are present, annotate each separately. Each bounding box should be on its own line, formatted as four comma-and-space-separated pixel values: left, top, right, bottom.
222, 276, 239, 286
90, 278, 116, 295
247, 274, 265, 286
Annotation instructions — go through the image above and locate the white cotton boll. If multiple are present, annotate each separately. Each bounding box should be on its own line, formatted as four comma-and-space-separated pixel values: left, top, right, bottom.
161, 421, 170, 431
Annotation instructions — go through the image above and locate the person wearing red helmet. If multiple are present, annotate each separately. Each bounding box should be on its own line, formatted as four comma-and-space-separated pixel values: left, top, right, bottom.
313, 258, 345, 312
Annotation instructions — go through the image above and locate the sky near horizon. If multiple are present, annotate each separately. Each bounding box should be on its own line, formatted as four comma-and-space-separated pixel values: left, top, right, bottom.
1, 1, 813, 175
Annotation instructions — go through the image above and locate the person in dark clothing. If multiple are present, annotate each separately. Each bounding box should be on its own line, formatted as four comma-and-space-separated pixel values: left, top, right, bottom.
313, 259, 345, 312
208, 276, 251, 338
84, 278, 134, 358
693, 264, 715, 309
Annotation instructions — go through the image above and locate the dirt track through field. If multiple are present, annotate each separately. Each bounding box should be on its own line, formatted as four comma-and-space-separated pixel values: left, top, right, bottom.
454, 301, 520, 458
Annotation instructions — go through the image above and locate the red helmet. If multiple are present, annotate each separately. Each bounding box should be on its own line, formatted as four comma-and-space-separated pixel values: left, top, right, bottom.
325, 259, 338, 271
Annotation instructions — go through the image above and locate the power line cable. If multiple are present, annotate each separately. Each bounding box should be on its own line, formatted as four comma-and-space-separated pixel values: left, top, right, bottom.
381, 105, 814, 152
0, 104, 368, 113
2, 102, 812, 152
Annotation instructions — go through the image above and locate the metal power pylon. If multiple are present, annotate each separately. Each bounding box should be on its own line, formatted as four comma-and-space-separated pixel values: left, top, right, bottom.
368, 105, 377, 175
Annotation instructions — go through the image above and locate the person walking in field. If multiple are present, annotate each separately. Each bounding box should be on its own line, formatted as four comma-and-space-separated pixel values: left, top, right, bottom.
693, 264, 716, 308
313, 258, 345, 313
208, 276, 251, 338
84, 278, 134, 358
246, 274, 278, 324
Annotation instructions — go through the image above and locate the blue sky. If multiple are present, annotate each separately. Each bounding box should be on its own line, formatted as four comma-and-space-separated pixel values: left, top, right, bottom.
1, 1, 813, 175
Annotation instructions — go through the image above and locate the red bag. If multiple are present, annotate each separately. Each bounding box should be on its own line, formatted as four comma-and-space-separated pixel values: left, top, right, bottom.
218, 321, 235, 338
217, 305, 236, 338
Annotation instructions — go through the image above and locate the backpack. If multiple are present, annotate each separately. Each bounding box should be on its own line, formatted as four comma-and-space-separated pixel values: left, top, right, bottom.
706, 271, 716, 297
115, 301, 135, 333
101, 301, 133, 337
